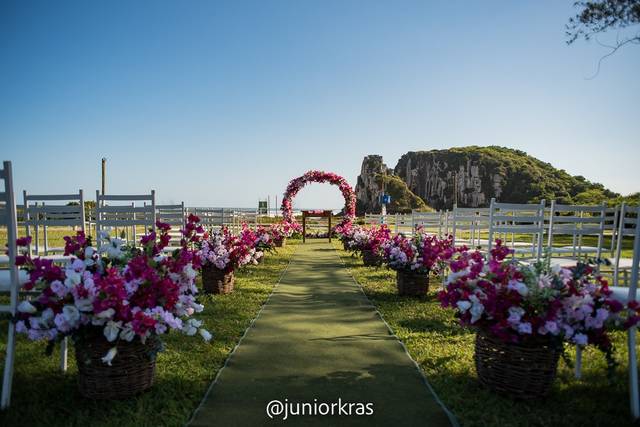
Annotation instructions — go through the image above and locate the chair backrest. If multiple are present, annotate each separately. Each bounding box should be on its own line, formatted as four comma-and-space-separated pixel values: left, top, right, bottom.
395, 213, 413, 235
452, 205, 481, 246
488, 198, 546, 260
364, 213, 389, 226
614, 203, 640, 289
547, 201, 607, 260
22, 190, 85, 255
95, 190, 156, 248
412, 211, 443, 237
0, 161, 19, 314
156, 203, 185, 228
628, 206, 640, 301
189, 207, 226, 230
155, 203, 185, 246
604, 206, 620, 256
231, 208, 258, 232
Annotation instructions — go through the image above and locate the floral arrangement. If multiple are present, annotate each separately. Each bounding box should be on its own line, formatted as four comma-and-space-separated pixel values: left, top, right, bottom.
14, 218, 211, 365
383, 230, 454, 275
269, 221, 302, 243
334, 222, 356, 246
438, 239, 640, 366
252, 225, 276, 254
281, 170, 356, 227
348, 225, 391, 255
198, 227, 260, 272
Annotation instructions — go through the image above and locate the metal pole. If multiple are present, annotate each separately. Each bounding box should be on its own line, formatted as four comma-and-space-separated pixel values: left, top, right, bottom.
101, 158, 107, 195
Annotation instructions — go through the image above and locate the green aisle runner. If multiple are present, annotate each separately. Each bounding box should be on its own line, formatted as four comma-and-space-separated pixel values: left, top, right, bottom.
189, 241, 456, 426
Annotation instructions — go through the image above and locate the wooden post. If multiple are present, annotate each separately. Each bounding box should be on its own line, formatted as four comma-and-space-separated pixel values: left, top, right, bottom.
328, 212, 332, 242
101, 158, 107, 195
302, 212, 306, 243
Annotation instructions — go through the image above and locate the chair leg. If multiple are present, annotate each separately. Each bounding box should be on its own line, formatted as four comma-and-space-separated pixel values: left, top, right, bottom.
629, 327, 640, 419
1, 322, 17, 410
574, 346, 583, 379
60, 337, 68, 372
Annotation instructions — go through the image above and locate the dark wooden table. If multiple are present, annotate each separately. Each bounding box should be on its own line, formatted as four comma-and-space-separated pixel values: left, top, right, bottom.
301, 210, 333, 243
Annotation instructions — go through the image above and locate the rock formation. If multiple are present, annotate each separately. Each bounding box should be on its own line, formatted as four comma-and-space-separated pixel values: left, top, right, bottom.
355, 146, 618, 213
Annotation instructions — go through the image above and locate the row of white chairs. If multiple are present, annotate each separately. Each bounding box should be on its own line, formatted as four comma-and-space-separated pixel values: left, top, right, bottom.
366, 200, 633, 284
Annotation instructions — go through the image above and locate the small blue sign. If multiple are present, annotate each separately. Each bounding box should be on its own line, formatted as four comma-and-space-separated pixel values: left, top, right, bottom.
381, 194, 391, 204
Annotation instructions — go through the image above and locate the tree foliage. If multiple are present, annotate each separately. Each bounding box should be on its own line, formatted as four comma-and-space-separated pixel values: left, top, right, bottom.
567, 0, 640, 44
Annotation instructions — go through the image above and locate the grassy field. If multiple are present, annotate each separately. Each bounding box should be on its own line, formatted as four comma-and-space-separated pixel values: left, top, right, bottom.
0, 241, 298, 427
333, 242, 637, 427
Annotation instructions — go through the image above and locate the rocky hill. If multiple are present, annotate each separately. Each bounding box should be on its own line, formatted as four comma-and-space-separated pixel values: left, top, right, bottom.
355, 155, 430, 214
355, 146, 620, 213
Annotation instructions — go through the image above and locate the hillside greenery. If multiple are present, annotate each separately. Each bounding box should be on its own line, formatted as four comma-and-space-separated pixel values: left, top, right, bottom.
378, 174, 432, 213
399, 146, 630, 207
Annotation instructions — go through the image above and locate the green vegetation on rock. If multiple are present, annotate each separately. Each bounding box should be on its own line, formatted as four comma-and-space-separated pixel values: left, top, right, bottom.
394, 146, 626, 208
379, 174, 432, 213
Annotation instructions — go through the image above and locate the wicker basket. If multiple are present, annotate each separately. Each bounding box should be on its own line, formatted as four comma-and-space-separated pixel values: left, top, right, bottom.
474, 328, 561, 399
75, 334, 159, 400
396, 270, 429, 296
362, 249, 383, 267
275, 238, 286, 248
202, 265, 235, 294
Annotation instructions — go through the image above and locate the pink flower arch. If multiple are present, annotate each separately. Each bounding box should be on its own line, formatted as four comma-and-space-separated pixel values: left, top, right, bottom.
281, 170, 356, 226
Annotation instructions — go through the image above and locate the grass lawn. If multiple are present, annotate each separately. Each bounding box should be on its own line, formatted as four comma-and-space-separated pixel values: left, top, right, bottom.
0, 240, 298, 427
333, 242, 637, 427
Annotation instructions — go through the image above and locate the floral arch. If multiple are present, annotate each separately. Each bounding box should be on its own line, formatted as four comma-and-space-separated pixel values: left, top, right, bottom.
281, 170, 356, 226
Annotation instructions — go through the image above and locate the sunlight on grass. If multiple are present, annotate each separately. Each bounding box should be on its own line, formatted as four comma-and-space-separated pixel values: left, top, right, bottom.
334, 242, 637, 427
0, 241, 298, 426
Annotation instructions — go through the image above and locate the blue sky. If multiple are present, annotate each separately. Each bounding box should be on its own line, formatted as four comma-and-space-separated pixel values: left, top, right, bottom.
1, 0, 638, 210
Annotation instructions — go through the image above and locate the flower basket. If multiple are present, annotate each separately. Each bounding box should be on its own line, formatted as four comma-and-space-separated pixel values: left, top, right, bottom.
474, 328, 561, 399
75, 334, 160, 400
202, 265, 235, 294
396, 270, 429, 296
362, 249, 383, 267
275, 238, 286, 248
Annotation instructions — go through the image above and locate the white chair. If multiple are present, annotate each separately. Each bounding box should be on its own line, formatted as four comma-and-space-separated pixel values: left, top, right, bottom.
546, 202, 607, 270
412, 211, 444, 237
231, 208, 258, 233
155, 203, 185, 249
189, 207, 226, 232
396, 213, 413, 236
604, 204, 640, 419
0, 161, 28, 409
612, 203, 638, 287
605, 206, 620, 257
452, 205, 481, 247
22, 190, 86, 261
21, 191, 86, 372
487, 199, 546, 262
95, 191, 156, 249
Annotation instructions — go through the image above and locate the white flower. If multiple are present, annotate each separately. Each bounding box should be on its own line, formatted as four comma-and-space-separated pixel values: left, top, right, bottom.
17, 300, 37, 314
95, 308, 115, 320
517, 322, 532, 334
456, 301, 472, 313
101, 347, 118, 365
182, 318, 202, 336
468, 294, 484, 323
75, 298, 94, 312
573, 333, 588, 346
120, 326, 135, 342
507, 280, 528, 297
62, 305, 80, 325
103, 320, 122, 342
199, 328, 213, 342
64, 270, 82, 287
